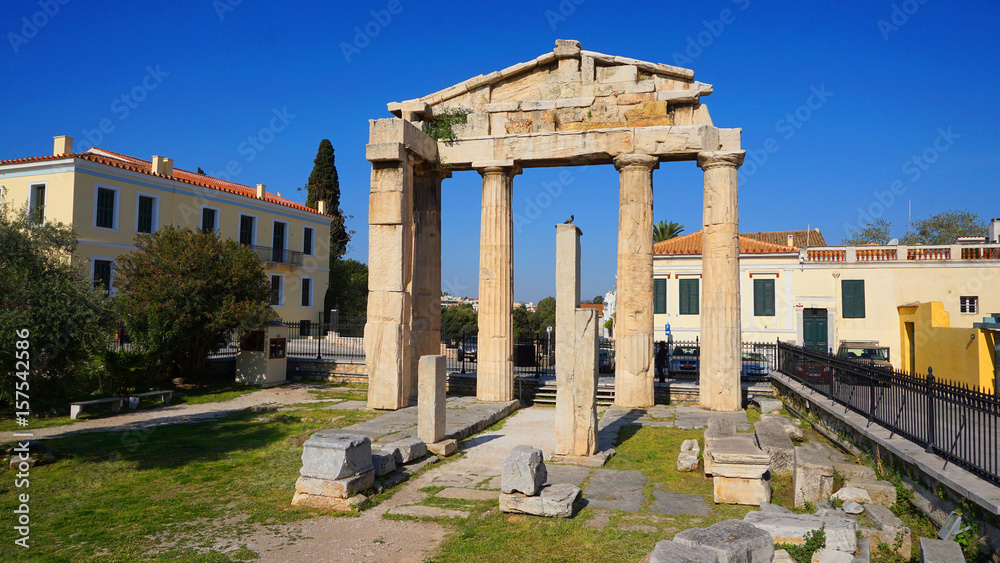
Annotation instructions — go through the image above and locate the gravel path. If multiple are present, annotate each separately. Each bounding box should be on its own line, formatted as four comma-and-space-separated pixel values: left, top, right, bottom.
1, 383, 335, 442
245, 406, 558, 562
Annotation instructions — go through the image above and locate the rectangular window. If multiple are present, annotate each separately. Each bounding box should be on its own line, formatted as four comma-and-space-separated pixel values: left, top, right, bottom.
754, 278, 776, 317
95, 187, 116, 229
272, 221, 287, 262
303, 227, 314, 256
960, 296, 978, 314
137, 196, 155, 234
29, 184, 46, 223
679, 278, 699, 315
201, 207, 217, 233
93, 260, 113, 292
842, 280, 866, 319
270, 275, 283, 306
654, 278, 666, 314
301, 277, 313, 308
239, 215, 255, 246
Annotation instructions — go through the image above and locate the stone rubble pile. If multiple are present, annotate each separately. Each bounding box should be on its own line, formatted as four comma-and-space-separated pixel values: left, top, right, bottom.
498, 445, 581, 518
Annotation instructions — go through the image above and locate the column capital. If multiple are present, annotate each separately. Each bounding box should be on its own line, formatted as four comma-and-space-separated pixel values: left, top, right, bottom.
613, 154, 659, 172
473, 160, 522, 177
697, 151, 746, 171
414, 161, 453, 181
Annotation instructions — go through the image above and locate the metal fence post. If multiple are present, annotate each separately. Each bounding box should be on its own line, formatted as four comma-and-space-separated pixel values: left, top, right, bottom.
926, 367, 935, 453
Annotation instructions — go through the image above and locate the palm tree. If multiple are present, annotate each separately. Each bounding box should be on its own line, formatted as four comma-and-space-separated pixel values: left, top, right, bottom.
653, 221, 684, 243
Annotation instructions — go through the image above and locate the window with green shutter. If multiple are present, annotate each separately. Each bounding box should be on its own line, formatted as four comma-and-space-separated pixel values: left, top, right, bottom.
679, 278, 699, 315
137, 196, 155, 233
96, 188, 116, 228
842, 280, 865, 318
754, 278, 775, 317
654, 278, 666, 314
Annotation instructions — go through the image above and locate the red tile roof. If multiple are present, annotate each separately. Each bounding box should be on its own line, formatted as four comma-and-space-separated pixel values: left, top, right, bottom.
653, 230, 799, 255
0, 148, 328, 217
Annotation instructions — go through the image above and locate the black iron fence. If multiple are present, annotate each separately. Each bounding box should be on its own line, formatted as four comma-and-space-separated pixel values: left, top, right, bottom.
282, 316, 366, 360
777, 340, 1000, 486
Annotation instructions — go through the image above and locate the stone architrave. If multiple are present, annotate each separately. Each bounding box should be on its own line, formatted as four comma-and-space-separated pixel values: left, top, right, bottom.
476, 162, 520, 402
418, 354, 446, 444
365, 144, 415, 411
613, 154, 658, 408
554, 224, 599, 457
409, 167, 450, 398
697, 151, 745, 412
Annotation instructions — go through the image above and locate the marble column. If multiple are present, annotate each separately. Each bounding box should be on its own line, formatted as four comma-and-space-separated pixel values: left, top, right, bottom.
698, 151, 745, 412
476, 162, 519, 402
409, 165, 450, 398
365, 153, 414, 410
613, 154, 658, 408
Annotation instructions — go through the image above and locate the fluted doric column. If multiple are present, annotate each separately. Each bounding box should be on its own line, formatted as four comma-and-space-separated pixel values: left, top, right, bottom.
613, 154, 659, 408
698, 151, 745, 412
409, 164, 450, 398
476, 163, 520, 402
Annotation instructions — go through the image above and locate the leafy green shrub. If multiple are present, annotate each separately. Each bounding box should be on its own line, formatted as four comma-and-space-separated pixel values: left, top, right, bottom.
777, 527, 825, 563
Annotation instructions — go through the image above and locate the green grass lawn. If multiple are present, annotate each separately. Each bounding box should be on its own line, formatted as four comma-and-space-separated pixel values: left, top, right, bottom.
0, 402, 379, 562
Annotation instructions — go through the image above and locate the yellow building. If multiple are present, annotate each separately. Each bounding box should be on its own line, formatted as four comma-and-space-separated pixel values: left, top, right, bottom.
0, 136, 331, 324
652, 229, 1000, 387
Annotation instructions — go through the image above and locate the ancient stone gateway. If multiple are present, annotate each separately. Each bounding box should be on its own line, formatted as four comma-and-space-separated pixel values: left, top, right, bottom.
364, 40, 745, 412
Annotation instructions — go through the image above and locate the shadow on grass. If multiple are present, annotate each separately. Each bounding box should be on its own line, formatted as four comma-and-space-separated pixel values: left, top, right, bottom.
41, 410, 290, 471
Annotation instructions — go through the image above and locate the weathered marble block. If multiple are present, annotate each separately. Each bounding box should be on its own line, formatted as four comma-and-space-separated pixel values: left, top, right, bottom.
677, 439, 700, 472
418, 355, 447, 444
845, 478, 896, 507
371, 451, 396, 477
501, 445, 547, 496
648, 540, 718, 563
385, 437, 427, 465
794, 446, 833, 508
300, 433, 373, 481
498, 483, 581, 518
754, 420, 795, 474
710, 437, 771, 505
674, 519, 774, 563
744, 510, 858, 554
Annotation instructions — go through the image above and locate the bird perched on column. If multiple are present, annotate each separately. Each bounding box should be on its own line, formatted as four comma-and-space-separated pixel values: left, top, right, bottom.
563, 215, 574, 224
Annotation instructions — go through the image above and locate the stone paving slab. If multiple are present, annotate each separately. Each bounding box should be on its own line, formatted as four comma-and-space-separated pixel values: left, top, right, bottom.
387, 505, 470, 519
322, 400, 366, 410
583, 468, 647, 512
545, 464, 592, 487
650, 489, 710, 516
338, 398, 518, 445
435, 487, 499, 501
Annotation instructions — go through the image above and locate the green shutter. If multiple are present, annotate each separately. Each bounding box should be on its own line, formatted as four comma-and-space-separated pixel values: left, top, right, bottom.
754, 279, 775, 317
654, 279, 666, 314
679, 279, 699, 315
842, 280, 865, 318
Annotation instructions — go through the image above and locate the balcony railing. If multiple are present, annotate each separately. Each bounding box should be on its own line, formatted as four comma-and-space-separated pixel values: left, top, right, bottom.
248, 245, 303, 266
802, 243, 1000, 264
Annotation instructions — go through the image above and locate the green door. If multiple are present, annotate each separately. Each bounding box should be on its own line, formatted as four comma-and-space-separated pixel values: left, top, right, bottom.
803, 309, 828, 353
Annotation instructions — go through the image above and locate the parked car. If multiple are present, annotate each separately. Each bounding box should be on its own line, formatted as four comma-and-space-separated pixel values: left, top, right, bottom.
788, 357, 831, 384
457, 341, 477, 362
741, 352, 771, 379
668, 346, 699, 376
836, 341, 891, 368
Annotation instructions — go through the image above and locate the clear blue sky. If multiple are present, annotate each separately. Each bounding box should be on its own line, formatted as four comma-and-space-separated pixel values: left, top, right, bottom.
3, 0, 998, 302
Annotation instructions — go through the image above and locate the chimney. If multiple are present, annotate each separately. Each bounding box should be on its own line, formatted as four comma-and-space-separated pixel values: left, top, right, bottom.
256, 184, 266, 199
317, 200, 327, 214
151, 155, 166, 175
162, 157, 173, 176
990, 217, 1000, 243
786, 234, 795, 247
53, 135, 73, 155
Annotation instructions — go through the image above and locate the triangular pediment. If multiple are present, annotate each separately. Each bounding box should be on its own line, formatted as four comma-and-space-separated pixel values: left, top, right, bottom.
388, 40, 715, 138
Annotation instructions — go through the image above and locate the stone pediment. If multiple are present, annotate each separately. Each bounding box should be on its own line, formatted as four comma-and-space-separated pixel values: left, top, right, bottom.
388, 40, 717, 139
